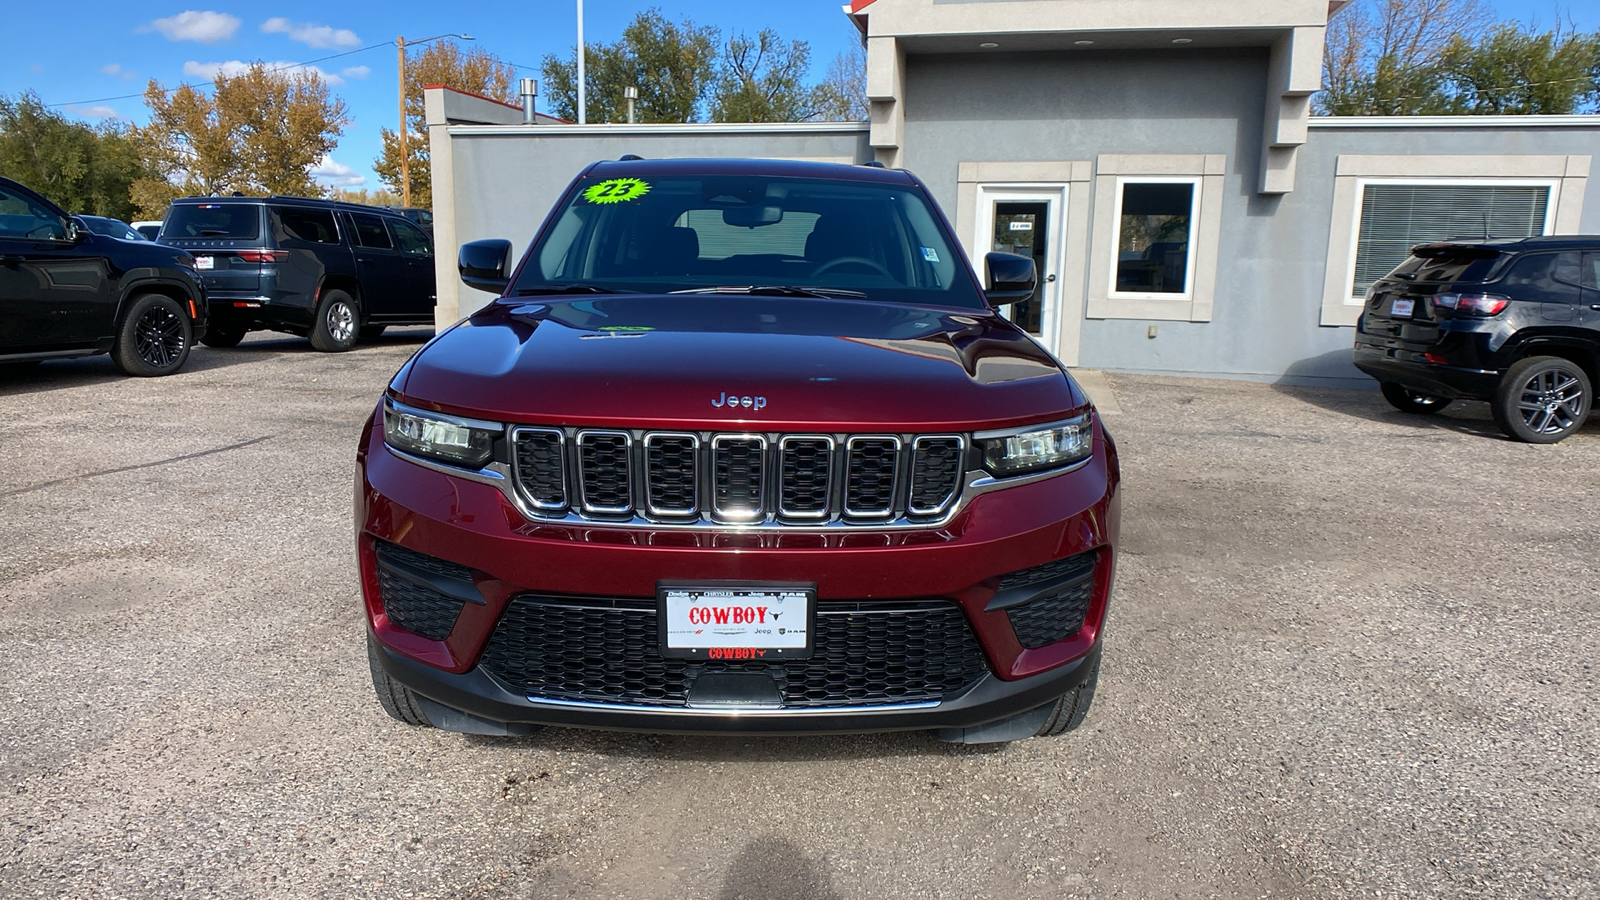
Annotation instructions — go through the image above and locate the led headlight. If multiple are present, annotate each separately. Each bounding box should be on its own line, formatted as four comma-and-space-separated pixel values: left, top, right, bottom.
979, 414, 1093, 477
383, 399, 499, 468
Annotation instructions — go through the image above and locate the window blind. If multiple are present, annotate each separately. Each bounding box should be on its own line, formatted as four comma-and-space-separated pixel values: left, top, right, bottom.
1352, 184, 1550, 297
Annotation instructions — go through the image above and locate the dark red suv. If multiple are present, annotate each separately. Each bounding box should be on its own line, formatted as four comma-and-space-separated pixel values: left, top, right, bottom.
356, 159, 1120, 743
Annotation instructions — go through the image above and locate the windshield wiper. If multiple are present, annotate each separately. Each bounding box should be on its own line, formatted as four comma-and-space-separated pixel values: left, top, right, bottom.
668, 285, 867, 299
514, 284, 632, 295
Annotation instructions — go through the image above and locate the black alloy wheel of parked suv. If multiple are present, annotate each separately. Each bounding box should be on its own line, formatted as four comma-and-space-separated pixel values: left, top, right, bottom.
0, 176, 207, 377
1353, 237, 1599, 443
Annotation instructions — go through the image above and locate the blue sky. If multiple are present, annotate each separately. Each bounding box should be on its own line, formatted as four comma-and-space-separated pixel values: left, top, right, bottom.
3, 1, 1596, 199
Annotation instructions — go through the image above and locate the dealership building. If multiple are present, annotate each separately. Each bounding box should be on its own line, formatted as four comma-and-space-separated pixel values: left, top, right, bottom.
424, 0, 1600, 387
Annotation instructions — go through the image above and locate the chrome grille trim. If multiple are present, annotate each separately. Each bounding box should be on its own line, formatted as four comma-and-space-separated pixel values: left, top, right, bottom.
908, 435, 966, 517
575, 430, 634, 516
777, 435, 836, 521
843, 436, 902, 520
643, 432, 700, 518
710, 434, 768, 524
509, 426, 568, 511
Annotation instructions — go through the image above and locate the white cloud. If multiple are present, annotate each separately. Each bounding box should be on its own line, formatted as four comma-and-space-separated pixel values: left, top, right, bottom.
310, 155, 366, 188
341, 65, 370, 80
69, 105, 125, 121
183, 59, 345, 85
100, 63, 136, 81
144, 10, 241, 44
260, 17, 360, 49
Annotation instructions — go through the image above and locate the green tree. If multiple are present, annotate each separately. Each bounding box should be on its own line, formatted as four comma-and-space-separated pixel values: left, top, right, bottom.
1439, 25, 1600, 114
1318, 0, 1491, 115
374, 40, 516, 207
0, 92, 148, 220
710, 29, 815, 123
541, 9, 719, 123
133, 63, 348, 216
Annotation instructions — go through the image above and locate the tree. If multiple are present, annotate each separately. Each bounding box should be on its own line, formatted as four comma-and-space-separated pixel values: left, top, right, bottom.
0, 92, 148, 220
374, 40, 516, 207
329, 187, 399, 206
710, 30, 816, 123
810, 37, 869, 122
132, 63, 347, 216
1318, 0, 1492, 115
1439, 24, 1600, 114
541, 9, 719, 124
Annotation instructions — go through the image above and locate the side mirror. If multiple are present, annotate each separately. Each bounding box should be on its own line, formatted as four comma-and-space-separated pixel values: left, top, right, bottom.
984, 252, 1036, 305
66, 217, 87, 243
458, 239, 514, 294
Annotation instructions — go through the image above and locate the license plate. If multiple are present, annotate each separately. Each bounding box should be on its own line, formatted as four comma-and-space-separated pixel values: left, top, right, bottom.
1390, 297, 1415, 317
659, 584, 813, 660
194, 255, 214, 271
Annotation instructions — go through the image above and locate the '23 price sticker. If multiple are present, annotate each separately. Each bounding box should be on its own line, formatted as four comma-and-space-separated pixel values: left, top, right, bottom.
582, 178, 651, 204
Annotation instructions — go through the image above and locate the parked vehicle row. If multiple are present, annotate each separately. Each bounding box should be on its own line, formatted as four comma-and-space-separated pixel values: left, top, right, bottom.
1354, 236, 1598, 443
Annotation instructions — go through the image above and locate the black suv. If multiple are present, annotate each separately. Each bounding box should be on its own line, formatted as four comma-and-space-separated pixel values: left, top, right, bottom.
0, 176, 206, 376
1354, 237, 1599, 443
159, 196, 436, 352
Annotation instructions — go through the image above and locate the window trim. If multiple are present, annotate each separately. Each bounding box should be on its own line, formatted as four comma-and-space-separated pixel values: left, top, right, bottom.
1341, 177, 1559, 305
1107, 175, 1203, 303
1319, 154, 1590, 327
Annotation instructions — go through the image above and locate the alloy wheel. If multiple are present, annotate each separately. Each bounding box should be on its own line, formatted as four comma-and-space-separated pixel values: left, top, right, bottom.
1516, 366, 1587, 436
134, 305, 186, 369
326, 301, 356, 343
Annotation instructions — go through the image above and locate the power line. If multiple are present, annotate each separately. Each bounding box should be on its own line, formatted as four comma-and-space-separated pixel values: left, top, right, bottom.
44, 41, 395, 109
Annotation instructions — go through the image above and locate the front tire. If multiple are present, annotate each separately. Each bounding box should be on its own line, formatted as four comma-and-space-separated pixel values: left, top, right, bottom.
1035, 654, 1100, 737
1493, 356, 1592, 444
367, 631, 434, 727
310, 290, 359, 352
112, 293, 192, 376
1380, 381, 1453, 415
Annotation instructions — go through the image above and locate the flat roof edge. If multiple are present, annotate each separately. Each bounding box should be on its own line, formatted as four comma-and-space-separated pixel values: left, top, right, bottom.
444, 122, 872, 137
1311, 115, 1600, 129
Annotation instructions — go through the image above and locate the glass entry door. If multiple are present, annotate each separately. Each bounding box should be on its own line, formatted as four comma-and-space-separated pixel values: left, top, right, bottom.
974, 186, 1066, 360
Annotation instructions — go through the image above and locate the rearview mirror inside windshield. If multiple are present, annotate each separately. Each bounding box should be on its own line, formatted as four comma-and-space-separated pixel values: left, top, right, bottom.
722, 206, 784, 228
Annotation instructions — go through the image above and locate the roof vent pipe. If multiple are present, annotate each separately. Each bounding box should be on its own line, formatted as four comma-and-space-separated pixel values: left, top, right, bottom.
519, 78, 539, 124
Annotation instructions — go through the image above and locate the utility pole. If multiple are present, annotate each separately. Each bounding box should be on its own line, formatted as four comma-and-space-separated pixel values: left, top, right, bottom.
576, 0, 587, 125
397, 35, 409, 207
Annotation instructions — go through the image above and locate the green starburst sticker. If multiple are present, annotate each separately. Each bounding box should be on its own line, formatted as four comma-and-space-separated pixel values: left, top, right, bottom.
582, 178, 652, 204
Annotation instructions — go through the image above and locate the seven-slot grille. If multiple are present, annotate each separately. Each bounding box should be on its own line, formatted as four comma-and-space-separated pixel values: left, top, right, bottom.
511, 428, 966, 526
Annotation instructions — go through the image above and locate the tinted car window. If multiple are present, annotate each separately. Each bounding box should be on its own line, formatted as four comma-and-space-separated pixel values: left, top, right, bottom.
1499, 252, 1582, 301
516, 174, 982, 308
1390, 250, 1501, 284
350, 213, 393, 249
81, 216, 143, 240
164, 203, 260, 239
1583, 253, 1600, 290
275, 206, 340, 244
389, 218, 432, 256
0, 184, 68, 240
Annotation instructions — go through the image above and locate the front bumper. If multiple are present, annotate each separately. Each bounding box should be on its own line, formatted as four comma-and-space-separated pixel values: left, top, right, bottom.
355, 412, 1120, 735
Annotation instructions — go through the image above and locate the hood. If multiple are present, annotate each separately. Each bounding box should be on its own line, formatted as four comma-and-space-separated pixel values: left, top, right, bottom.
396, 296, 1086, 431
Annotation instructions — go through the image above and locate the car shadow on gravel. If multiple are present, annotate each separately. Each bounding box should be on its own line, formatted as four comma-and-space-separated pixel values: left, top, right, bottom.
0, 348, 247, 396
222, 327, 435, 355
461, 728, 1009, 761
716, 835, 845, 900
1268, 382, 1527, 440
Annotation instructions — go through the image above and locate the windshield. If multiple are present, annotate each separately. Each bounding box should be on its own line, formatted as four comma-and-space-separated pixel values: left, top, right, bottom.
514, 173, 983, 308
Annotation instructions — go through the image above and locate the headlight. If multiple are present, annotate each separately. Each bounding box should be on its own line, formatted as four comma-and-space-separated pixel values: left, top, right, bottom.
978, 414, 1093, 477
383, 399, 500, 468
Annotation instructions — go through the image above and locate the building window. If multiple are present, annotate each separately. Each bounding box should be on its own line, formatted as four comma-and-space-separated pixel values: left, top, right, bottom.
1350, 182, 1553, 299
1112, 180, 1198, 298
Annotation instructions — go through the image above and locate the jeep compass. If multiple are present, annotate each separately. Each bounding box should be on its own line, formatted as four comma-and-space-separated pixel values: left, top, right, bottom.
356, 159, 1120, 742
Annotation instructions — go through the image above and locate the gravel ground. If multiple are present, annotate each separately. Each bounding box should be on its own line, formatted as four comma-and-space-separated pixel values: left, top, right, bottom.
1, 333, 1596, 899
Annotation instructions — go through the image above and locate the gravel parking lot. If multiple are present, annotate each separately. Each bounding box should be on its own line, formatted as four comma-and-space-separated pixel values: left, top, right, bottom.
1, 333, 1596, 899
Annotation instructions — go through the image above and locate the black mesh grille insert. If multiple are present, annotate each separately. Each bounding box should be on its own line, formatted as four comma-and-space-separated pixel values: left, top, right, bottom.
513, 430, 565, 508
378, 569, 465, 641
377, 542, 473, 582
997, 550, 1097, 591
909, 438, 963, 515
713, 438, 765, 520
645, 435, 698, 515
845, 438, 899, 517
578, 432, 632, 513
1007, 579, 1094, 648
479, 597, 989, 708
779, 438, 832, 517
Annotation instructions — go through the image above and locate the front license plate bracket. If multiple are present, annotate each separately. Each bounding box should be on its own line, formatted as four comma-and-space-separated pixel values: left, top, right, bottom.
658, 583, 815, 661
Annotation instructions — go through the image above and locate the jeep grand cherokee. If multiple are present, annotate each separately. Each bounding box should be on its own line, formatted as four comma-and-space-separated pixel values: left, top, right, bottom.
356, 159, 1121, 743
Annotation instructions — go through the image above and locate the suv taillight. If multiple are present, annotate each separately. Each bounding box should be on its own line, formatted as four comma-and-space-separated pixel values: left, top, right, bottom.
1432, 292, 1509, 316
235, 249, 288, 263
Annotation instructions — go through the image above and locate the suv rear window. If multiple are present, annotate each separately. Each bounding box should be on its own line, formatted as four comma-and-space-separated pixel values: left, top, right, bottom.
1390, 248, 1502, 284
163, 203, 260, 239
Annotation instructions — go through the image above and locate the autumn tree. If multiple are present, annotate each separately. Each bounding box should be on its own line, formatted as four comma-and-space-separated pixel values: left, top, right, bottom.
710, 30, 816, 123
541, 9, 719, 123
0, 92, 148, 220
1439, 24, 1600, 114
374, 40, 516, 207
132, 63, 347, 216
1318, 0, 1492, 114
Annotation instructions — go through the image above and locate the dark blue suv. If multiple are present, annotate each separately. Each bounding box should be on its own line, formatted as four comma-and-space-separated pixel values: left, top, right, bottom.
159, 196, 436, 351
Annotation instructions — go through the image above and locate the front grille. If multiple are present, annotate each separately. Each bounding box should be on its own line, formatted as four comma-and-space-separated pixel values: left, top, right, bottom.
510, 428, 971, 527
375, 543, 475, 641
479, 596, 990, 708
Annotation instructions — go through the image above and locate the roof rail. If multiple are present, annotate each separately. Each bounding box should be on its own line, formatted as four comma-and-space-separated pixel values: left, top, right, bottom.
859, 160, 885, 168
619, 154, 644, 161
